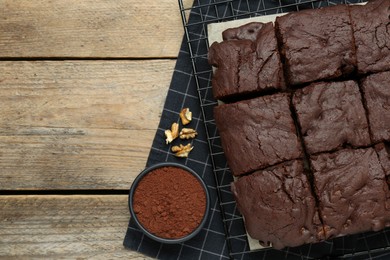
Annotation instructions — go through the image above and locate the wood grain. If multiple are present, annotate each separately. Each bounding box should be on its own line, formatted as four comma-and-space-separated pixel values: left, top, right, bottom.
0, 195, 152, 259
0, 0, 187, 58
0, 60, 173, 190
0, 0, 198, 258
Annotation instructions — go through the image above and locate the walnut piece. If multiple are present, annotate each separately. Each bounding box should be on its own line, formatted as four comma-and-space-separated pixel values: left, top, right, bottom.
164, 122, 179, 144
179, 128, 198, 139
171, 143, 194, 157
179, 108, 192, 125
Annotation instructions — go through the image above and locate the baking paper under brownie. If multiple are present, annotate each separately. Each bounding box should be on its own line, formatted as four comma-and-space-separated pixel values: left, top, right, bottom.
275, 4, 356, 86
292, 80, 370, 155
311, 148, 390, 240
350, 0, 390, 74
361, 70, 390, 143
231, 160, 323, 249
208, 22, 285, 101
214, 93, 302, 176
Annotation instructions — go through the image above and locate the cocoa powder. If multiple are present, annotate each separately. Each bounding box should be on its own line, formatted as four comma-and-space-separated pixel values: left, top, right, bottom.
133, 166, 207, 239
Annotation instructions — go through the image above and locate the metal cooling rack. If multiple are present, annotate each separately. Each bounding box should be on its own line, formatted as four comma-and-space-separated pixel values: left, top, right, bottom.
178, 0, 390, 259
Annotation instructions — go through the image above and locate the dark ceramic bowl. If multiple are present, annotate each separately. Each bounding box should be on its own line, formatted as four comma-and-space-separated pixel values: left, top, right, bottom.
128, 162, 210, 244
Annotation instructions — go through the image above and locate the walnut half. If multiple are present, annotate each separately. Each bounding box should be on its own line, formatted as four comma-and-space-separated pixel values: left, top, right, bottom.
179, 128, 198, 139
171, 143, 194, 158
179, 108, 192, 125
164, 122, 179, 144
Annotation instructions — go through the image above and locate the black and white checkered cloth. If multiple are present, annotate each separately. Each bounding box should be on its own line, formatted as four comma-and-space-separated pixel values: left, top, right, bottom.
124, 0, 390, 259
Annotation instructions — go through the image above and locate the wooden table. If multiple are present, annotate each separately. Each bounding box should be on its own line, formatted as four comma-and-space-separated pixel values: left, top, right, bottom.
0, 0, 193, 258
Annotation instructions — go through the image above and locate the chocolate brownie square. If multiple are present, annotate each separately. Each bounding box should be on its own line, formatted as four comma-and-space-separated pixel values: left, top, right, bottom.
214, 93, 302, 176
231, 160, 323, 249
208, 22, 285, 101
361, 71, 390, 143
292, 80, 370, 155
311, 148, 390, 239
350, 0, 390, 74
275, 4, 356, 86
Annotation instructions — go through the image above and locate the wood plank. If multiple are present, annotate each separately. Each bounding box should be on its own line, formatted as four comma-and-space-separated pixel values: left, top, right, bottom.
0, 129, 156, 190
0, 195, 152, 259
0, 60, 173, 190
0, 60, 171, 130
0, 0, 190, 58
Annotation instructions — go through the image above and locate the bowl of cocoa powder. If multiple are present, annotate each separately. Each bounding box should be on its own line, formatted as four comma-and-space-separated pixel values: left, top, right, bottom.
128, 162, 210, 243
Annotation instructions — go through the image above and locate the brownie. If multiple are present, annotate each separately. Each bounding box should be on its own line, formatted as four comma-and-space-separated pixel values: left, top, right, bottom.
214, 93, 302, 176
292, 80, 371, 155
350, 0, 390, 74
231, 160, 323, 249
208, 22, 285, 101
275, 4, 356, 86
311, 148, 390, 239
361, 71, 390, 143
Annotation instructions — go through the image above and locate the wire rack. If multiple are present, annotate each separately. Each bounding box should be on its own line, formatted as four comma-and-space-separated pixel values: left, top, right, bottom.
178, 0, 390, 259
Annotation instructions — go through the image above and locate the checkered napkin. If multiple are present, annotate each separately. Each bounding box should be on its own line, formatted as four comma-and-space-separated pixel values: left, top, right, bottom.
124, 0, 390, 259
122, 18, 230, 260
